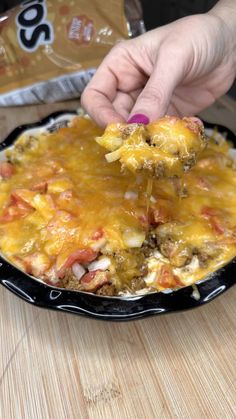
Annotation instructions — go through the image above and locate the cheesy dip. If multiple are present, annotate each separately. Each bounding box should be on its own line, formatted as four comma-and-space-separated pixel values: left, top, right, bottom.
0, 116, 235, 295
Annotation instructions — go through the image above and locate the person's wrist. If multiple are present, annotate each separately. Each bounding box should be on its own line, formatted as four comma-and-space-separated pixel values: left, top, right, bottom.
208, 2, 236, 74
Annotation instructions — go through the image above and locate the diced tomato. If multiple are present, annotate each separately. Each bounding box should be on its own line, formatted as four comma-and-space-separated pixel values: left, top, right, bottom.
157, 265, 183, 289
16, 252, 51, 277
210, 218, 225, 235
31, 181, 48, 193
201, 207, 225, 235
81, 270, 100, 284
173, 275, 185, 287
57, 248, 98, 278
138, 213, 150, 230
201, 207, 218, 218
151, 207, 169, 225
138, 206, 169, 229
0, 188, 38, 223
149, 201, 173, 226
80, 270, 109, 292
0, 211, 13, 223
0, 205, 29, 222
0, 194, 33, 223
0, 162, 14, 178
130, 206, 153, 230
92, 228, 104, 240
10, 189, 35, 208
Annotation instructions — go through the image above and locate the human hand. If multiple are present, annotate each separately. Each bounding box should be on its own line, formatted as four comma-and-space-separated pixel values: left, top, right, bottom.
81, 10, 236, 127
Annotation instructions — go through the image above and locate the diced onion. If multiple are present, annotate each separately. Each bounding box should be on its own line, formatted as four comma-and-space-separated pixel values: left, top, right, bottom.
72, 263, 86, 280
191, 285, 200, 300
153, 251, 163, 260
152, 251, 169, 264
124, 191, 138, 200
126, 156, 139, 169
88, 257, 111, 272
123, 230, 146, 248
105, 149, 122, 162
143, 271, 157, 285
185, 255, 199, 272
96, 136, 122, 151
150, 195, 157, 203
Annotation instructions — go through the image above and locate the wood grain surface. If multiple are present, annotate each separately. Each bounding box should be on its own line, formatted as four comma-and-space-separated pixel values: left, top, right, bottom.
0, 98, 235, 419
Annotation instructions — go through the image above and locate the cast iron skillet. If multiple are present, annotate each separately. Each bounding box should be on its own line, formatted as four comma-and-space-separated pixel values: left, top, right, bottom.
0, 111, 235, 321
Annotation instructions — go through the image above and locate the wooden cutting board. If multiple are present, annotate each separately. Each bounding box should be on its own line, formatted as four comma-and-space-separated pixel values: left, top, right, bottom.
0, 98, 235, 419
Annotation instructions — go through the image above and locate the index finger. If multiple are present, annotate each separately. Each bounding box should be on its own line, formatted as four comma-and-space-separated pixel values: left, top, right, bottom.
81, 60, 125, 127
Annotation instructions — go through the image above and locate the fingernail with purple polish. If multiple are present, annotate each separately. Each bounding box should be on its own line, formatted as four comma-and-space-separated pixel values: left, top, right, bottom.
128, 114, 150, 125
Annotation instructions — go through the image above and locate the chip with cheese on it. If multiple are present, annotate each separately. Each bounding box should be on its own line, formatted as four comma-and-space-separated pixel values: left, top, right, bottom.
96, 116, 207, 178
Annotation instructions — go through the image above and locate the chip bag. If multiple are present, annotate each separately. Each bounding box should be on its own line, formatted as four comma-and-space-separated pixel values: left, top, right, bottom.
0, 0, 144, 106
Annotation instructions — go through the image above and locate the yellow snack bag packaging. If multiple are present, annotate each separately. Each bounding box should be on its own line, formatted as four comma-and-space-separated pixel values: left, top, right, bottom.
0, 0, 144, 105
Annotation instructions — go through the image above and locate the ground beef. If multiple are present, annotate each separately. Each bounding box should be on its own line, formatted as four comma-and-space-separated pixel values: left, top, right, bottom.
8, 136, 39, 164
142, 159, 165, 178
96, 283, 117, 296
159, 236, 192, 267
181, 154, 197, 171
192, 248, 211, 268
142, 231, 159, 257
170, 247, 192, 268
130, 276, 146, 291
159, 237, 176, 258
121, 125, 138, 139
58, 270, 81, 290
171, 177, 188, 198
178, 186, 188, 198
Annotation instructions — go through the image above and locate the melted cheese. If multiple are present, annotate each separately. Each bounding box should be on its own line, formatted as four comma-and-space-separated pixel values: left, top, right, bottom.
0, 116, 235, 294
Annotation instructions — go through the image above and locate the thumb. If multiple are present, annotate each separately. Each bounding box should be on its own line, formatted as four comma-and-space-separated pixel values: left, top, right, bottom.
128, 48, 186, 121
